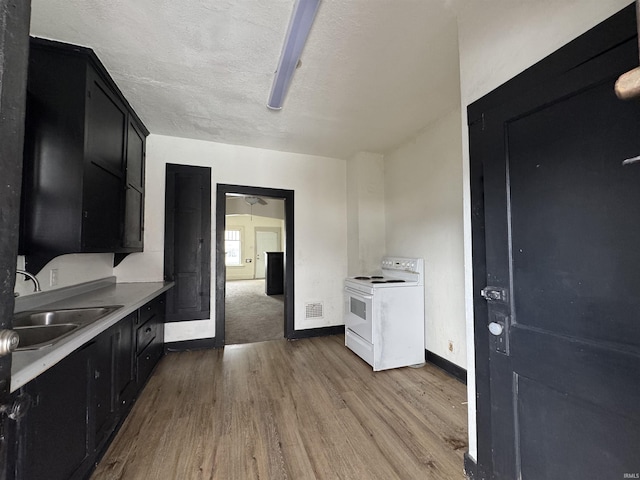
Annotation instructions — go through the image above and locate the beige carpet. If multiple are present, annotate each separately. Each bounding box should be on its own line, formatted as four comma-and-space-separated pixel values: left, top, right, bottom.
224, 279, 284, 345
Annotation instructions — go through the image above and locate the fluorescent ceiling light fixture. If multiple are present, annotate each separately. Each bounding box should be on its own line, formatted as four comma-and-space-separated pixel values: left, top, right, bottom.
267, 0, 321, 110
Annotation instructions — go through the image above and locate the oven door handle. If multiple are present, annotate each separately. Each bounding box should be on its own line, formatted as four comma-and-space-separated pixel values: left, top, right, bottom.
344, 287, 373, 299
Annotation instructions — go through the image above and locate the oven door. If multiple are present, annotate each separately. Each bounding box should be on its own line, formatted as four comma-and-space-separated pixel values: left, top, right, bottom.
344, 286, 373, 343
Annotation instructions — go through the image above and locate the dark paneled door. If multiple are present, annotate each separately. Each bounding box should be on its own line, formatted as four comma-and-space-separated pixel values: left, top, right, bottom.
164, 164, 211, 322
0, 0, 31, 478
470, 6, 640, 479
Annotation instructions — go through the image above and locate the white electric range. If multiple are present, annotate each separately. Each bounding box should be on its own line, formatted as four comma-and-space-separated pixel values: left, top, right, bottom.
344, 257, 425, 371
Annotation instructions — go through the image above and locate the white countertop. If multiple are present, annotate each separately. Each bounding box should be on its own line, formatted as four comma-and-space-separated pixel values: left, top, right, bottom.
11, 278, 174, 393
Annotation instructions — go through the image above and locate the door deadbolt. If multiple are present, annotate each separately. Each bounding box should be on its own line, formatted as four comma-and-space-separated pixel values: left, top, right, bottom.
481, 286, 508, 303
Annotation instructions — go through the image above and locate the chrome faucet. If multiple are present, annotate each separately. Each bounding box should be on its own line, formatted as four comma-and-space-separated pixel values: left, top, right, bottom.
16, 270, 41, 293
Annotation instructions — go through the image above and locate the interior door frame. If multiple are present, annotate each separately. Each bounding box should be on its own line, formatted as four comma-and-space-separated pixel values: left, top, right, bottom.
215, 184, 294, 346
467, 5, 637, 478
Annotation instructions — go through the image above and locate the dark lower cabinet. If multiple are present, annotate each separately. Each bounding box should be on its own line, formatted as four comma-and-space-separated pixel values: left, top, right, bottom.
114, 313, 136, 410
93, 311, 136, 450
136, 295, 165, 389
19, 343, 92, 480
265, 252, 284, 295
92, 326, 117, 450
15, 294, 165, 480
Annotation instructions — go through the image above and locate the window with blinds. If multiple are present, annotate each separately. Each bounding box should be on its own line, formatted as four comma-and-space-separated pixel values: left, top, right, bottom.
225, 229, 242, 266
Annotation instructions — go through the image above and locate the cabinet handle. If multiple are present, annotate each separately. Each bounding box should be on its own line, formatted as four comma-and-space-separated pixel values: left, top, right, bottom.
145, 327, 152, 333
94, 370, 100, 379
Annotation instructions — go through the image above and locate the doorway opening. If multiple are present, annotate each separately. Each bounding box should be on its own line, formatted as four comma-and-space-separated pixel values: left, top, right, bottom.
224, 199, 284, 344
215, 184, 294, 347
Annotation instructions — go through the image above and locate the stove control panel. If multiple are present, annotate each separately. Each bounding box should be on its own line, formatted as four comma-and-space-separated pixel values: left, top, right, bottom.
381, 257, 423, 273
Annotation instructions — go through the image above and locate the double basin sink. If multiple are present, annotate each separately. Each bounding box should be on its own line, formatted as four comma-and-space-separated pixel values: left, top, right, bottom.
14, 306, 123, 351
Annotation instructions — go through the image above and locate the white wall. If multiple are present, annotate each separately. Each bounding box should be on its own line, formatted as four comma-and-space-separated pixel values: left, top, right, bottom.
225, 214, 285, 280
384, 108, 466, 368
15, 254, 114, 297
346, 151, 386, 276
457, 0, 632, 461
115, 134, 348, 342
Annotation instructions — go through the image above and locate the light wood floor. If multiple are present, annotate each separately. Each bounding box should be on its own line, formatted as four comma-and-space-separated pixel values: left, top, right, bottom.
92, 335, 468, 480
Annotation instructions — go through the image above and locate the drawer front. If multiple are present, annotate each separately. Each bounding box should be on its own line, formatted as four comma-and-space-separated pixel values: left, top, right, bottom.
136, 319, 156, 354
345, 329, 374, 367
138, 294, 165, 325
138, 301, 155, 326
137, 342, 161, 387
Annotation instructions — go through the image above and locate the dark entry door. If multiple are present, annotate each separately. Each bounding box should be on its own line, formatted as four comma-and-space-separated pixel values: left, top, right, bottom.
164, 164, 211, 322
0, 0, 31, 478
470, 6, 640, 480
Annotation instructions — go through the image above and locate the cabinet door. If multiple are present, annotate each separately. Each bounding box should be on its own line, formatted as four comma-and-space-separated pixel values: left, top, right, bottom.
19, 346, 91, 480
123, 120, 145, 250
114, 312, 136, 410
150, 294, 166, 360
82, 161, 122, 251
85, 69, 126, 178
93, 327, 116, 449
83, 68, 126, 251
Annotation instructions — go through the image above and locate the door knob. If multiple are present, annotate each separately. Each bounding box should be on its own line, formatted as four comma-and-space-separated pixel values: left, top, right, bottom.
488, 322, 504, 336
0, 330, 19, 356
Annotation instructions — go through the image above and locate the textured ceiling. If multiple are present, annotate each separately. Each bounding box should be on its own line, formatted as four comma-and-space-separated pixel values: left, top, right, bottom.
29, 0, 461, 159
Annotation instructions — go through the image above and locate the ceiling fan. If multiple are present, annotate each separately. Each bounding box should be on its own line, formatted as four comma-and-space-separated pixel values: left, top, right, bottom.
225, 193, 268, 205
244, 196, 268, 206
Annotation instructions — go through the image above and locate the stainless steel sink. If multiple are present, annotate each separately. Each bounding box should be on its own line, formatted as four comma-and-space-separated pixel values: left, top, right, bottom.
15, 324, 79, 350
14, 305, 123, 350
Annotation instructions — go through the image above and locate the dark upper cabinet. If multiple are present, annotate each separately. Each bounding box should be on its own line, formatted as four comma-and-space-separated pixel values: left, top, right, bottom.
85, 69, 127, 178
20, 38, 148, 273
122, 120, 146, 251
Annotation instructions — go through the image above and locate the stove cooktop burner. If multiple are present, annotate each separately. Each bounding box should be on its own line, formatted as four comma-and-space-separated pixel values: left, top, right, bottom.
371, 276, 384, 279
354, 276, 370, 280
386, 279, 406, 283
